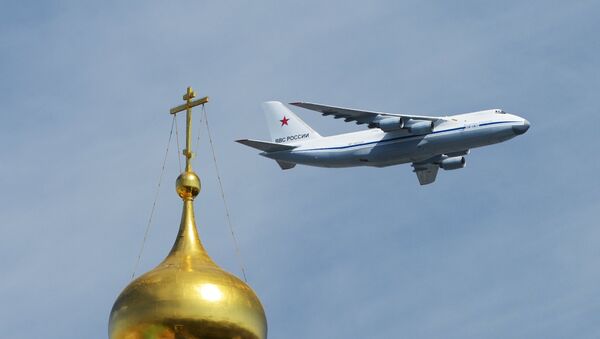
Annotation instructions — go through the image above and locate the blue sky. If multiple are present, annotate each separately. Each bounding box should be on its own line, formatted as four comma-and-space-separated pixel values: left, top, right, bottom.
1, 1, 599, 338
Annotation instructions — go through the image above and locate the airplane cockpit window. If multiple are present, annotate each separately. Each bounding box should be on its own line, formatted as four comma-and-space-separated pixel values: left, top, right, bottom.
494, 109, 506, 114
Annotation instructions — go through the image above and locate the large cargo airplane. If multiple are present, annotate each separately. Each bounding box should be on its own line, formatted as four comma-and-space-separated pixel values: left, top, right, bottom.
237, 101, 530, 185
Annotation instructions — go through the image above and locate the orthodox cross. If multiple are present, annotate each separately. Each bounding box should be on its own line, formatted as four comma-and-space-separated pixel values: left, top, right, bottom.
169, 86, 209, 172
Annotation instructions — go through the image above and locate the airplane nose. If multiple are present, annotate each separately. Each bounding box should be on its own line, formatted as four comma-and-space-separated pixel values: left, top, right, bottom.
512, 119, 530, 135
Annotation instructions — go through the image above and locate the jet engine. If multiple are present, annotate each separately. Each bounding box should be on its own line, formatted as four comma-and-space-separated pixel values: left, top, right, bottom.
370, 117, 434, 134
439, 156, 466, 170
370, 117, 404, 132
405, 120, 434, 134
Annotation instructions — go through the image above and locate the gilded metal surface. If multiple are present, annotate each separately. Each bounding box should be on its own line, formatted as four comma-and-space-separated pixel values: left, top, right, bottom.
176, 172, 201, 200
109, 88, 267, 339
169, 96, 209, 115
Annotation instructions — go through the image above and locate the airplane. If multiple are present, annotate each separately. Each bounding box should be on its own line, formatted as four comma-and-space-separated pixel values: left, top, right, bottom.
236, 101, 530, 185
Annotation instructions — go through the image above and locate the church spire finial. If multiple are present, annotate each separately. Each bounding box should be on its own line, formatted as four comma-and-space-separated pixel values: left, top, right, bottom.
169, 86, 209, 200
109, 88, 267, 339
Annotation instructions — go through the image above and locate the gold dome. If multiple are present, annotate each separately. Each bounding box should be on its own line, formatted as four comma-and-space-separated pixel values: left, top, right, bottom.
109, 88, 267, 339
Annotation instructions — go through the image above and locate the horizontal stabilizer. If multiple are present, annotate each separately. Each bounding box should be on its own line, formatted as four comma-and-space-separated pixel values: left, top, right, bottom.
236, 139, 297, 153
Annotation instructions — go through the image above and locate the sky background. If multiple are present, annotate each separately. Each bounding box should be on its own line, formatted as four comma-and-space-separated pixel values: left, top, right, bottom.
1, 1, 600, 338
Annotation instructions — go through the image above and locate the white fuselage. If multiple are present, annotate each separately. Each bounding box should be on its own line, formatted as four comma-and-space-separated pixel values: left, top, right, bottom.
262, 110, 530, 167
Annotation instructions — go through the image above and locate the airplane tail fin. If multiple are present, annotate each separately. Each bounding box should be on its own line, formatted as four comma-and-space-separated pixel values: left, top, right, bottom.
263, 101, 321, 144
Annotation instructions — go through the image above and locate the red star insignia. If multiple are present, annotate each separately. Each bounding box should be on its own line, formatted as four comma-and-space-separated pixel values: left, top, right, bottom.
280, 116, 289, 126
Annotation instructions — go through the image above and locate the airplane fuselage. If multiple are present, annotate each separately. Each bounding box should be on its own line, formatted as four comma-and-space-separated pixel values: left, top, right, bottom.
261, 109, 530, 168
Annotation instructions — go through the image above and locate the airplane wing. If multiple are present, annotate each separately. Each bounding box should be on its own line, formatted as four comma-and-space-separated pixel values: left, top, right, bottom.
412, 163, 439, 185
290, 102, 443, 125
411, 151, 469, 185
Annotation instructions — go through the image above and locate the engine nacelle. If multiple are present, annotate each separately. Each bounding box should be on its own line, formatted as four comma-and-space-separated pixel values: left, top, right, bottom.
405, 120, 434, 134
440, 156, 466, 170
371, 117, 404, 132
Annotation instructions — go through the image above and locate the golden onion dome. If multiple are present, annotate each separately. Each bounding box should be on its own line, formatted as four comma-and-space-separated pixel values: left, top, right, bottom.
109, 88, 267, 339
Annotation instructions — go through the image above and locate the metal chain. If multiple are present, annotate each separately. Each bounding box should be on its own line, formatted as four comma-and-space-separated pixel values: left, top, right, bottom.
202, 105, 248, 282
131, 115, 176, 279
195, 107, 203, 155
174, 115, 182, 173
